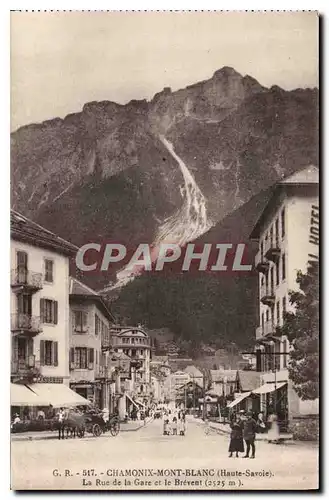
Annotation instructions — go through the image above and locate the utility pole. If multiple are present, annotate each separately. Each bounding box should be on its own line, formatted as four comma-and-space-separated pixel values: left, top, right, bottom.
202, 369, 206, 421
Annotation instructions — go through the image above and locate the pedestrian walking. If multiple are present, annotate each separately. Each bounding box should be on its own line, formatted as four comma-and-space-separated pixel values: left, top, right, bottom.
267, 412, 280, 443
256, 412, 266, 433
178, 415, 186, 436
243, 411, 257, 459
172, 416, 178, 435
228, 414, 244, 458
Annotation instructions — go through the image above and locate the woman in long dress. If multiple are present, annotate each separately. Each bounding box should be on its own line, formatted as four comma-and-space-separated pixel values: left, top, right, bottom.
267, 412, 280, 442
228, 415, 244, 457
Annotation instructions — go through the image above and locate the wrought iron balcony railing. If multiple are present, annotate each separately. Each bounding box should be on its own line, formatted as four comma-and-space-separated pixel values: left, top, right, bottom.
11, 355, 36, 375
11, 314, 42, 336
11, 269, 43, 292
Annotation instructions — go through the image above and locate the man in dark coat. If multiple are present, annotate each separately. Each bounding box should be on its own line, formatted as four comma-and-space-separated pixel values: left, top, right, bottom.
243, 411, 257, 458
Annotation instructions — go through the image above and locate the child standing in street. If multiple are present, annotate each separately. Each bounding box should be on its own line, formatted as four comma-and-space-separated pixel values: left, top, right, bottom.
172, 416, 178, 435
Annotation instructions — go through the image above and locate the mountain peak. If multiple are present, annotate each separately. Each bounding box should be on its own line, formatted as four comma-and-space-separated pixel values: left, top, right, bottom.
213, 66, 242, 79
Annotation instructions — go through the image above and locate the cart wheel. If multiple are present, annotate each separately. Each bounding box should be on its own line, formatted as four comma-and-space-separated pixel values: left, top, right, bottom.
110, 421, 120, 436
92, 423, 102, 437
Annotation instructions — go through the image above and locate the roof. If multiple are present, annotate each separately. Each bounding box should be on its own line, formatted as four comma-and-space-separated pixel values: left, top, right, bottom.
110, 351, 131, 361
279, 165, 319, 185
210, 369, 237, 383
237, 371, 262, 392
176, 380, 203, 392
206, 386, 223, 397
250, 166, 319, 240
70, 278, 98, 296
11, 210, 78, 256
184, 365, 203, 378
116, 327, 148, 338
151, 355, 169, 362
69, 277, 115, 322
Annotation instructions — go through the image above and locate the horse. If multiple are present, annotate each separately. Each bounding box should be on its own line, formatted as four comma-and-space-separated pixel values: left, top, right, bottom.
58, 409, 87, 439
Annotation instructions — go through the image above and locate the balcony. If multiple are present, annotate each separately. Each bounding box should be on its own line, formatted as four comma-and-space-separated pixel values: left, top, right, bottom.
11, 314, 42, 337
95, 365, 109, 380
11, 269, 43, 293
264, 241, 281, 263
256, 320, 274, 339
260, 285, 275, 307
255, 253, 270, 275
11, 356, 36, 376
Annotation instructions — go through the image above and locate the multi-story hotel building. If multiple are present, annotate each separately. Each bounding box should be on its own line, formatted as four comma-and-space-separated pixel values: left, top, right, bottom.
111, 326, 151, 398
250, 166, 319, 424
69, 278, 115, 409
11, 210, 89, 409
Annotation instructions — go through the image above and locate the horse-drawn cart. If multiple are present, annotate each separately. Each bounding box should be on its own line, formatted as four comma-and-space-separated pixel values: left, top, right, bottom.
59, 409, 120, 439
84, 411, 120, 437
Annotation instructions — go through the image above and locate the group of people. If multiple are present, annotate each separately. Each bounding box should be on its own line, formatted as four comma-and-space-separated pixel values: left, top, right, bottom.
163, 410, 186, 436
228, 410, 264, 459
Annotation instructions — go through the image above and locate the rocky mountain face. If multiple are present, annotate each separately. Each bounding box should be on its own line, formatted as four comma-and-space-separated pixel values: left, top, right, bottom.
11, 67, 319, 347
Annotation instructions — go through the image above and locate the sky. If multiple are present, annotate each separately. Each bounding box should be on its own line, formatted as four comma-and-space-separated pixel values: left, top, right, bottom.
10, 11, 318, 130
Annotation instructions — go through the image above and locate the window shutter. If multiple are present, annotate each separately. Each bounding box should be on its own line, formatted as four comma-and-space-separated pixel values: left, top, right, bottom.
17, 251, 28, 269
27, 338, 33, 356
53, 342, 58, 366
88, 348, 94, 369
40, 340, 45, 366
83, 312, 88, 332
54, 301, 58, 325
40, 299, 45, 323
73, 311, 78, 331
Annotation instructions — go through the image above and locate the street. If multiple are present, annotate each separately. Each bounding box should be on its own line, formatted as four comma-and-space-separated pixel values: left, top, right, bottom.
11, 418, 319, 490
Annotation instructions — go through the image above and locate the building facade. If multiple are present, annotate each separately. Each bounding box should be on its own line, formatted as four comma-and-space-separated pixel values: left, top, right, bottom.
11, 211, 77, 389
111, 326, 151, 399
250, 166, 319, 424
69, 278, 114, 409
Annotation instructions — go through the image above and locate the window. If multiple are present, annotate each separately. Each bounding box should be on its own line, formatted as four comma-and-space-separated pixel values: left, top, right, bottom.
282, 253, 286, 280
261, 312, 264, 331
140, 349, 144, 355
282, 339, 289, 368
40, 340, 58, 366
269, 227, 273, 247
17, 293, 32, 316
276, 260, 280, 286
74, 347, 94, 369
270, 267, 274, 294
44, 259, 54, 283
95, 315, 100, 336
281, 208, 285, 239
16, 251, 28, 283
40, 299, 58, 324
282, 296, 287, 320
260, 241, 264, 259
275, 218, 279, 247
276, 301, 280, 326
74, 310, 88, 332
266, 310, 269, 322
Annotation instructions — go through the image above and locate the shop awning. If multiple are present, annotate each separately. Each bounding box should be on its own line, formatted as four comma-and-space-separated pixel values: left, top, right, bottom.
126, 394, 139, 409
11, 383, 41, 406
227, 392, 251, 409
252, 381, 287, 395
27, 383, 91, 407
